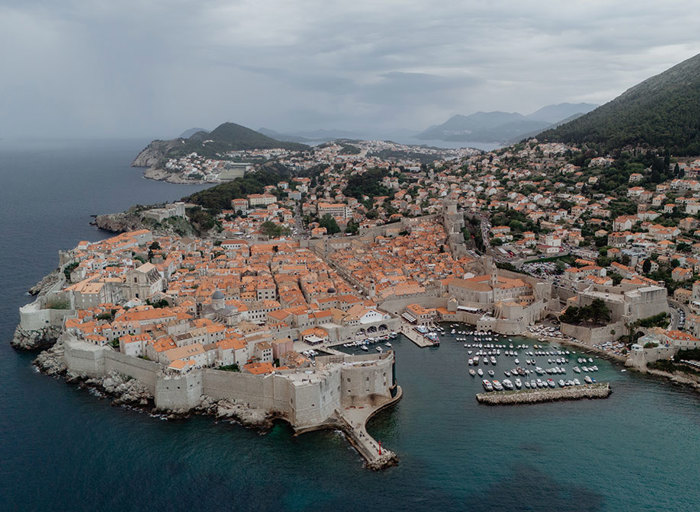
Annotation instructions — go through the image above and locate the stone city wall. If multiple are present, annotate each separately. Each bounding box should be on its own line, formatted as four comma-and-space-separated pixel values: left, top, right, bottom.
63, 335, 394, 428
560, 321, 625, 345
19, 300, 76, 331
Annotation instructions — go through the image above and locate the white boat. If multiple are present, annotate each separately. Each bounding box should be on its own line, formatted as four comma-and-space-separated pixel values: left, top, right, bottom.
514, 378, 522, 389
469, 369, 476, 377
376, 347, 383, 353
584, 375, 593, 384
477, 368, 484, 376
482, 380, 493, 391
385, 342, 392, 347
360, 345, 368, 351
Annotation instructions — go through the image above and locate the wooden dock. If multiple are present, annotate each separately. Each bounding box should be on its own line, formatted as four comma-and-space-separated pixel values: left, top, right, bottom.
476, 382, 611, 405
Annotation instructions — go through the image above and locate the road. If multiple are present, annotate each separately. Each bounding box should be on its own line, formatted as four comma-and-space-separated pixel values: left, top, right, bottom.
668, 299, 688, 331
480, 215, 491, 251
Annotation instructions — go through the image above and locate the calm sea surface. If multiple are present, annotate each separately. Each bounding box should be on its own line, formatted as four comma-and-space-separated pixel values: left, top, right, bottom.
0, 140, 698, 511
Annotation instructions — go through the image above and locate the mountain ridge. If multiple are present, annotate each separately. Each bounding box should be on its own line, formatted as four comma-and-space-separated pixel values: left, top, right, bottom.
418, 103, 597, 143
539, 53, 700, 155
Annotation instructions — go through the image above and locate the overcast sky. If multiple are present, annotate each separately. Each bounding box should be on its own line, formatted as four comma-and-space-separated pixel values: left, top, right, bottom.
2, 0, 700, 139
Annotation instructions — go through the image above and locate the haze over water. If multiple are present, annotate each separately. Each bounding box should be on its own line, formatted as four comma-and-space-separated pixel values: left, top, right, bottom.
0, 140, 698, 511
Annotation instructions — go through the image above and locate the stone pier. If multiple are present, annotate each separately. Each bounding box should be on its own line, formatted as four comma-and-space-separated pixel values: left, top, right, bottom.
399, 323, 436, 348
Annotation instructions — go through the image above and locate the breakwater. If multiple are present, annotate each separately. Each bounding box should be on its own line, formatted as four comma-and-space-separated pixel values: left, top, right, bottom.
476, 383, 611, 405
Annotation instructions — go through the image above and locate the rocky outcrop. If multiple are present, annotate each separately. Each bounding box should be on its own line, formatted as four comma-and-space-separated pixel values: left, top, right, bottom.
131, 140, 179, 168
93, 208, 196, 237
476, 383, 611, 405
34, 339, 67, 375
197, 395, 276, 429
28, 270, 63, 296
89, 372, 153, 407
11, 324, 62, 351
93, 211, 148, 234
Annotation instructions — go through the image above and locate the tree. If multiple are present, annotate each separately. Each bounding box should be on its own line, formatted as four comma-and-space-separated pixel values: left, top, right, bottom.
318, 214, 340, 235
676, 242, 692, 253
345, 220, 359, 235
260, 221, 283, 238
588, 298, 611, 324
642, 259, 651, 274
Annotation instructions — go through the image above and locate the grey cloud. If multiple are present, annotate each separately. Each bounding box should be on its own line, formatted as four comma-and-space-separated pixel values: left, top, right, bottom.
0, 1, 699, 138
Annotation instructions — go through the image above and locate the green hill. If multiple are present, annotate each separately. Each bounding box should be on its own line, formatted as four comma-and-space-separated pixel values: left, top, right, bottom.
175, 122, 309, 156
133, 122, 309, 168
539, 53, 700, 155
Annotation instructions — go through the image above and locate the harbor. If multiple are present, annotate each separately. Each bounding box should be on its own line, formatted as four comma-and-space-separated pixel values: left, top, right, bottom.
476, 382, 611, 405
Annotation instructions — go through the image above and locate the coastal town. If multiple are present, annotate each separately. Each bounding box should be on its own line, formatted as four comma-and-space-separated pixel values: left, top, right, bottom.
15, 137, 700, 468
135, 137, 479, 184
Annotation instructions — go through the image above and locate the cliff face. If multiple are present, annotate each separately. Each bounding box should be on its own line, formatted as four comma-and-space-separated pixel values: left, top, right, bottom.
93, 211, 147, 233
131, 140, 180, 168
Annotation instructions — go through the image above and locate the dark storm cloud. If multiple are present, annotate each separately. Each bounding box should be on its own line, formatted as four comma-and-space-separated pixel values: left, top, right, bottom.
1, 0, 699, 138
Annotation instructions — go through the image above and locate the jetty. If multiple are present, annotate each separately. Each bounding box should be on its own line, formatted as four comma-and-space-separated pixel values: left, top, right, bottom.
294, 386, 403, 470
476, 382, 611, 405
399, 323, 436, 348
339, 386, 403, 470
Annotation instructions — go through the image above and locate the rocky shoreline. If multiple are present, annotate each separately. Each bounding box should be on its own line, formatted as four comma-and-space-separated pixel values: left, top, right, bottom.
143, 166, 212, 185
11, 324, 63, 351
32, 339, 277, 428
640, 367, 700, 392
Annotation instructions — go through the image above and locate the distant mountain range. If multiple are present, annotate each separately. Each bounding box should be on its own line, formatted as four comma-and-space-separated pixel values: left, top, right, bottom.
417, 103, 597, 143
132, 122, 309, 169
539, 52, 700, 155
258, 127, 362, 144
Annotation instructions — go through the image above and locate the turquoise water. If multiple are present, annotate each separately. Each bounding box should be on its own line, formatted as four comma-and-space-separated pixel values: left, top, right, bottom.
1, 140, 699, 511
